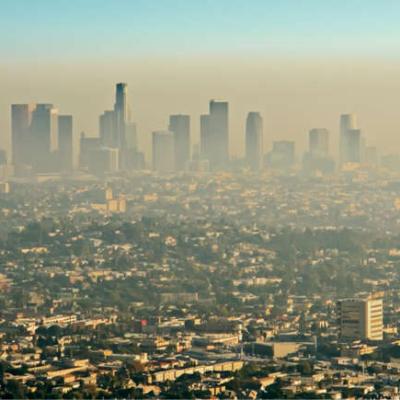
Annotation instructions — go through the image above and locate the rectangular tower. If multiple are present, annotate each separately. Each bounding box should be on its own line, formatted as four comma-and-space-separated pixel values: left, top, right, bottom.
340, 114, 357, 165
245, 112, 263, 171
11, 104, 33, 165
209, 100, 229, 169
309, 128, 329, 158
152, 131, 174, 173
337, 294, 383, 341
30, 104, 58, 172
169, 114, 190, 171
58, 115, 73, 171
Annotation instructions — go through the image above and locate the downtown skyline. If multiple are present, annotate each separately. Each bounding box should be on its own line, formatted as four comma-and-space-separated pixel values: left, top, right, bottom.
9, 81, 378, 175
2, 1, 400, 158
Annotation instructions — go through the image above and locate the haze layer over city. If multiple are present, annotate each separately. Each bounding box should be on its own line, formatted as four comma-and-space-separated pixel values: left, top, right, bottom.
3, 1, 400, 399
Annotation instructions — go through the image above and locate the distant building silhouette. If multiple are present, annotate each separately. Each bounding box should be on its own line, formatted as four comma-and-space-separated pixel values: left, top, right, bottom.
97, 83, 145, 171
11, 104, 33, 166
340, 114, 358, 165
309, 128, 329, 158
346, 128, 361, 163
99, 110, 115, 147
245, 112, 263, 171
266, 141, 295, 170
169, 114, 190, 171
114, 82, 128, 150
30, 104, 58, 172
58, 115, 73, 171
201, 100, 229, 170
152, 131, 174, 173
303, 128, 334, 175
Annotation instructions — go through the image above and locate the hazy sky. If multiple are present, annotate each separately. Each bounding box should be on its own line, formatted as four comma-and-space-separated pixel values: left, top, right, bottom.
2, 0, 400, 159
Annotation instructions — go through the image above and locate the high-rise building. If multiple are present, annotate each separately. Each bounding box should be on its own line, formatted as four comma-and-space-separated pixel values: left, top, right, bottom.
58, 115, 73, 171
98, 83, 138, 170
309, 128, 329, 158
114, 83, 128, 149
303, 128, 334, 175
30, 104, 58, 171
11, 104, 33, 165
79, 132, 102, 170
340, 114, 357, 165
121, 122, 144, 170
200, 100, 229, 169
99, 110, 115, 147
347, 129, 361, 163
337, 293, 383, 341
169, 114, 190, 171
266, 141, 295, 170
200, 114, 211, 161
152, 131, 174, 173
209, 100, 229, 169
125, 122, 137, 150
245, 112, 263, 171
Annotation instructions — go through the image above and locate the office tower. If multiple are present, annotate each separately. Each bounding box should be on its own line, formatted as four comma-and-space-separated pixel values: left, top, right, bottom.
340, 114, 357, 165
99, 110, 115, 147
309, 128, 329, 158
347, 129, 361, 163
99, 148, 119, 173
245, 112, 263, 171
209, 100, 229, 169
200, 100, 229, 169
125, 122, 137, 150
337, 293, 383, 341
152, 131, 174, 173
85, 147, 119, 175
58, 115, 73, 171
121, 122, 143, 170
30, 104, 58, 171
303, 128, 334, 175
99, 83, 137, 170
11, 104, 33, 165
266, 141, 295, 170
200, 114, 211, 160
169, 114, 190, 171
79, 132, 102, 170
114, 83, 128, 149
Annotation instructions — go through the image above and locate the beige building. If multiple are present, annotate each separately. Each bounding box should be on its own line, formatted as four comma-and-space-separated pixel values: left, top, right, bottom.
337, 293, 383, 341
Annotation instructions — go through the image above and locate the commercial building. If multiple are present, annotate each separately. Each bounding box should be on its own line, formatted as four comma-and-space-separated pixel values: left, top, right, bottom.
337, 293, 383, 341
245, 112, 263, 171
169, 114, 190, 171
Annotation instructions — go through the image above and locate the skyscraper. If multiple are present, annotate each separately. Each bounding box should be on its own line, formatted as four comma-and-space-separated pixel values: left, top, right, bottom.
99, 110, 115, 147
152, 131, 174, 173
266, 141, 295, 170
337, 293, 383, 341
169, 114, 190, 171
200, 114, 211, 161
303, 128, 334, 175
125, 122, 138, 150
340, 114, 357, 165
200, 100, 229, 170
309, 128, 329, 158
209, 100, 229, 169
245, 112, 263, 171
11, 104, 33, 165
347, 129, 361, 163
114, 83, 128, 149
58, 115, 73, 171
30, 104, 58, 171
